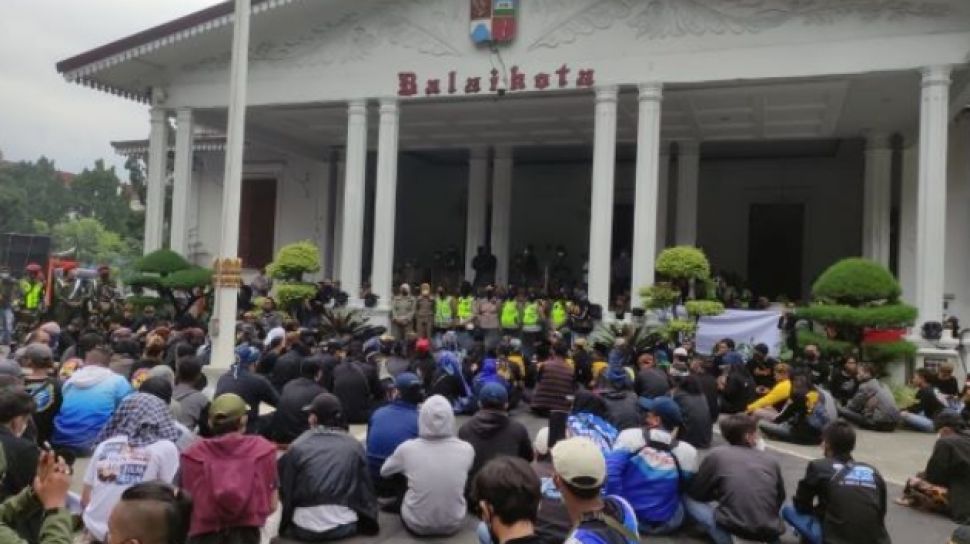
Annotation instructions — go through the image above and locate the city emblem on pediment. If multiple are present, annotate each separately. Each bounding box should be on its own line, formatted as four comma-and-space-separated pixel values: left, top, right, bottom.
471, 0, 518, 45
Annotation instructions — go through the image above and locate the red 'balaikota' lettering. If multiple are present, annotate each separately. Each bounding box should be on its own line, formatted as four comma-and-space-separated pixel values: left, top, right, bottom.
465, 77, 482, 94
534, 72, 550, 90
489, 69, 500, 92
510, 66, 526, 91
425, 79, 441, 95
556, 64, 571, 88
576, 69, 595, 87
448, 71, 457, 94
396, 65, 594, 97
398, 72, 418, 96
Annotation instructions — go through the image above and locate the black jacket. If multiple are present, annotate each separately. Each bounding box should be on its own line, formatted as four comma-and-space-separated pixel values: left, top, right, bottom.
829, 369, 858, 405
601, 389, 640, 431
634, 367, 670, 398
457, 410, 533, 481
0, 427, 39, 499
720, 370, 756, 414
332, 361, 378, 424
215, 368, 279, 434
271, 348, 306, 392
271, 378, 325, 444
675, 391, 712, 449
278, 427, 379, 536
924, 431, 970, 523
792, 456, 890, 544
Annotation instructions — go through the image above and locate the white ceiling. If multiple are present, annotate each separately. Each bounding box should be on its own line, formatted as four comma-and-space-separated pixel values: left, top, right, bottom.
195, 70, 928, 157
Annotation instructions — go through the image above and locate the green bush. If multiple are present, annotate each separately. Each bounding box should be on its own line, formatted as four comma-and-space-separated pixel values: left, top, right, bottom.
640, 283, 680, 310
862, 340, 917, 363
161, 267, 213, 290
662, 318, 697, 342
275, 283, 317, 309
891, 384, 917, 409
656, 246, 711, 281
267, 241, 320, 282
811, 258, 901, 304
126, 295, 164, 310
685, 300, 725, 318
796, 329, 855, 357
795, 303, 917, 328
133, 249, 191, 274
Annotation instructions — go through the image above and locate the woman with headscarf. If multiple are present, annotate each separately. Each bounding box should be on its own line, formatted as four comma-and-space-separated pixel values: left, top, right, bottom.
430, 350, 475, 414
80, 393, 180, 543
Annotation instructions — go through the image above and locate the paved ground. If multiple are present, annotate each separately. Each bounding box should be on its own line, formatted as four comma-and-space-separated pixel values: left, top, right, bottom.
71, 406, 961, 543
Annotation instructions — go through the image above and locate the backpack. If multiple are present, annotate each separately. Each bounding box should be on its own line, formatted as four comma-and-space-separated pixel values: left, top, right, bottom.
568, 495, 640, 544
807, 388, 838, 431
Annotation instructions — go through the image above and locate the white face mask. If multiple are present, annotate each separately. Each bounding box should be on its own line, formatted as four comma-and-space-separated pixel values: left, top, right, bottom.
755, 437, 767, 452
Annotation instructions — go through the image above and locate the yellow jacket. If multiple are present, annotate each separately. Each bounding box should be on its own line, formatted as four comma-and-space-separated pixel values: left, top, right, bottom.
748, 379, 818, 412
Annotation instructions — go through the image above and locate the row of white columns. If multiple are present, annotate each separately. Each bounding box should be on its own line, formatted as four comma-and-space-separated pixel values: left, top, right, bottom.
142, 106, 196, 257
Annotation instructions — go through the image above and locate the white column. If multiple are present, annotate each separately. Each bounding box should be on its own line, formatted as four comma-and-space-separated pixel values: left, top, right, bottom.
491, 146, 513, 286
170, 108, 194, 256
915, 65, 951, 326
339, 99, 368, 303
332, 153, 345, 280
465, 146, 489, 281
631, 83, 663, 308
898, 141, 919, 304
588, 85, 618, 308
210, 0, 251, 370
656, 146, 670, 255
675, 140, 700, 246
862, 131, 892, 266
143, 106, 168, 254
370, 98, 400, 304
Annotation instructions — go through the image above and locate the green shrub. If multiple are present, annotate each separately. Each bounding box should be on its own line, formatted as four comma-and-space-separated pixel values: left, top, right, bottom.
656, 246, 711, 281
275, 283, 317, 309
267, 241, 320, 282
795, 303, 917, 328
796, 329, 854, 357
891, 384, 917, 409
685, 300, 725, 318
662, 319, 697, 342
862, 340, 917, 363
811, 258, 901, 304
133, 249, 191, 274
126, 295, 164, 310
640, 283, 680, 309
161, 267, 213, 290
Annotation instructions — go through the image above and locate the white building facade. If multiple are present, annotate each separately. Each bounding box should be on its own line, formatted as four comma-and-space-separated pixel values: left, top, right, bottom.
59, 0, 970, 331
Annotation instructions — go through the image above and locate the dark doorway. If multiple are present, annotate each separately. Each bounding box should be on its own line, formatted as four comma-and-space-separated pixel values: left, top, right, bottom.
239, 178, 277, 269
747, 203, 804, 301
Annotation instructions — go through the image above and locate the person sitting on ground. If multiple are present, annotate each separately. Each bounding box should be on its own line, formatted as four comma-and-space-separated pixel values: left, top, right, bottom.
759, 373, 833, 446
568, 390, 619, 451
0, 388, 39, 500
332, 341, 382, 424
901, 368, 947, 433
173, 356, 209, 435
214, 345, 279, 434
747, 343, 777, 394
897, 411, 970, 523
837, 363, 901, 432
936, 362, 962, 409
672, 370, 713, 449
472, 456, 544, 544
459, 382, 533, 487
179, 393, 279, 543
633, 350, 670, 399
0, 451, 73, 544
82, 393, 181, 543
686, 414, 787, 543
747, 362, 797, 421
529, 428, 572, 543
530, 342, 576, 416
607, 396, 698, 535
552, 436, 639, 544
718, 360, 756, 415
278, 392, 379, 541
137, 376, 197, 451
380, 394, 474, 536
782, 421, 890, 544
270, 357, 326, 445
106, 482, 193, 544
828, 356, 859, 406
599, 362, 640, 431
366, 372, 423, 501
20, 344, 61, 447
52, 346, 132, 456
690, 356, 721, 422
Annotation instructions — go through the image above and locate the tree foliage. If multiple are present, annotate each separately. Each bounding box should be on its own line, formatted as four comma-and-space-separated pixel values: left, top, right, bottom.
812, 257, 901, 304
656, 246, 711, 281
267, 241, 321, 282
126, 249, 211, 319
51, 217, 131, 265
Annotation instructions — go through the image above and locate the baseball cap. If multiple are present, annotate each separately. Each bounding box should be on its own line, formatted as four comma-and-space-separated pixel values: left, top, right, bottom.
210, 393, 248, 421
551, 437, 606, 489
303, 392, 345, 426
673, 347, 689, 358
669, 362, 690, 378
478, 382, 508, 407
234, 345, 260, 366
638, 396, 683, 429
951, 526, 970, 544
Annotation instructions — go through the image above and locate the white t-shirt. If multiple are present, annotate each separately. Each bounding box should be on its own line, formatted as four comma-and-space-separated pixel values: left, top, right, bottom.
293, 505, 358, 532
613, 427, 699, 474
82, 435, 179, 541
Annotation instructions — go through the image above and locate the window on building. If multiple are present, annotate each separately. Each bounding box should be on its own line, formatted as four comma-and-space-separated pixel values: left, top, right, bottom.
239, 178, 277, 270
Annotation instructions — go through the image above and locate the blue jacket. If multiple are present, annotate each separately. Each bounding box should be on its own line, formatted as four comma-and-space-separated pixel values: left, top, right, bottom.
366, 400, 419, 479
53, 366, 132, 450
605, 429, 693, 527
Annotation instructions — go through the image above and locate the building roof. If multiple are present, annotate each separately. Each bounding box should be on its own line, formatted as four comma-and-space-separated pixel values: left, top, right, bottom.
54, 0, 304, 101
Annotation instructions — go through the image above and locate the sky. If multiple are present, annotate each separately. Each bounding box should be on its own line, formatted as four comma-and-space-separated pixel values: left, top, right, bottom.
0, 0, 219, 175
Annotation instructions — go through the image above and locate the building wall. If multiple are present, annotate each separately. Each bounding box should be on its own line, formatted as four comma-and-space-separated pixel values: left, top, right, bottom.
697, 140, 866, 299
945, 117, 970, 323
393, 154, 468, 268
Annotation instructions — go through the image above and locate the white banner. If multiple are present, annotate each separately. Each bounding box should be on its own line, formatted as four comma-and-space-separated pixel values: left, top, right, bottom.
696, 309, 783, 357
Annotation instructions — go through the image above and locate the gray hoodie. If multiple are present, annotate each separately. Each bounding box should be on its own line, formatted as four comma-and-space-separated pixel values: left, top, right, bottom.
848, 378, 901, 425
381, 395, 474, 536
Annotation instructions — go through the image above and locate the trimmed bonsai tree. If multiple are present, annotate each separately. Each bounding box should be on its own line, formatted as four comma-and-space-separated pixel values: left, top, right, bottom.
125, 249, 212, 320
795, 257, 916, 365
267, 241, 321, 313
640, 246, 724, 342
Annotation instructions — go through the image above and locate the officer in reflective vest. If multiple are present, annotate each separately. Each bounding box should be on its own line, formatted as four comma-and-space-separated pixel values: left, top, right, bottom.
19, 264, 45, 312
500, 297, 521, 332
456, 293, 474, 327
522, 299, 541, 332
434, 287, 455, 331
550, 299, 568, 330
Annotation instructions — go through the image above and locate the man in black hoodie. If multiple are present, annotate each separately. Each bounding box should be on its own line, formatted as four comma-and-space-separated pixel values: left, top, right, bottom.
458, 382, 533, 490
899, 411, 970, 523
